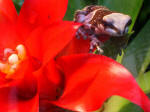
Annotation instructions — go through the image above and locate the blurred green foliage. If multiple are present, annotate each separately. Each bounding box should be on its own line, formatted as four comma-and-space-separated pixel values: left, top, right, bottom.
64, 0, 97, 20
122, 20, 150, 77
13, 0, 24, 13
13, 0, 150, 111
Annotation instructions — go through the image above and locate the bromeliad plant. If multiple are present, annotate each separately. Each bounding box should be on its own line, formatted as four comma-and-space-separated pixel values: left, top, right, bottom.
0, 0, 150, 112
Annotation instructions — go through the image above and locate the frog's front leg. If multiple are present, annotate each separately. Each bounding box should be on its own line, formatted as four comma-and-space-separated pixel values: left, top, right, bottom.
89, 35, 104, 54
75, 26, 88, 39
75, 23, 93, 39
76, 24, 104, 53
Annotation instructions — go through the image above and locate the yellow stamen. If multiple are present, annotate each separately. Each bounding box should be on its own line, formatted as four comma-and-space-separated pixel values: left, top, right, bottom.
16, 44, 26, 60
0, 44, 26, 76
8, 54, 19, 64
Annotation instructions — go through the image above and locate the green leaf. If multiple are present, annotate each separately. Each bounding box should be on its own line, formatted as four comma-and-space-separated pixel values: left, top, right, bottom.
82, 0, 98, 5
122, 20, 150, 77
116, 50, 124, 63
64, 0, 84, 21
64, 0, 97, 20
137, 71, 150, 93
98, 0, 143, 31
13, 0, 24, 13
137, 0, 150, 28
94, 96, 143, 112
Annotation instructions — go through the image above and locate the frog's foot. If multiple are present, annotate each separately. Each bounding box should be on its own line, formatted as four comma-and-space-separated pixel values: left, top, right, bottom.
89, 35, 104, 54
75, 26, 88, 39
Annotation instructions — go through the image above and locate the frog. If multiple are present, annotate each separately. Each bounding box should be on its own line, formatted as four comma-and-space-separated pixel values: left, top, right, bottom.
74, 5, 132, 53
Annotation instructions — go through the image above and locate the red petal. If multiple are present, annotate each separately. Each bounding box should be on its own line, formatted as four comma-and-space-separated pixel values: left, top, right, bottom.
56, 37, 90, 57
0, 0, 17, 24
17, 0, 68, 40
53, 54, 150, 112
56, 32, 111, 57
38, 59, 66, 111
25, 21, 80, 65
38, 59, 63, 101
24, 27, 44, 61
0, 58, 37, 100
0, 0, 23, 50
42, 21, 80, 65
19, 0, 68, 26
0, 59, 38, 112
0, 87, 38, 112
0, 25, 21, 52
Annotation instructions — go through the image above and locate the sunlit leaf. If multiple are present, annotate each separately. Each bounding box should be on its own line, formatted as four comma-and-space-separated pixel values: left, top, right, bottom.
137, 71, 150, 94
100, 96, 143, 112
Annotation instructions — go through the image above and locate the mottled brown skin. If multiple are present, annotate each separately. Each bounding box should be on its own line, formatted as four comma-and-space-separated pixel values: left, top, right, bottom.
83, 6, 113, 26
74, 6, 113, 37
74, 5, 131, 53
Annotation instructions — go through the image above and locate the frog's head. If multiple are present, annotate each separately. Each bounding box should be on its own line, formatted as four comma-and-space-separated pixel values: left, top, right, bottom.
102, 13, 132, 37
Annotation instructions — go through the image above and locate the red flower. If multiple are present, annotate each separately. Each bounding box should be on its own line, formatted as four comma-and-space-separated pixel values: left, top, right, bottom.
0, 0, 150, 112
0, 0, 79, 111
52, 54, 150, 112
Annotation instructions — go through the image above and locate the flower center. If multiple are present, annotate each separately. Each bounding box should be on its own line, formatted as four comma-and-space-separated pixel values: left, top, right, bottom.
0, 44, 26, 77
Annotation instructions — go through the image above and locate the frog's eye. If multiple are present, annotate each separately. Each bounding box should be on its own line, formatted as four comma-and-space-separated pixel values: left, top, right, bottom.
126, 19, 132, 26
102, 13, 132, 36
124, 19, 132, 33
102, 21, 115, 29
